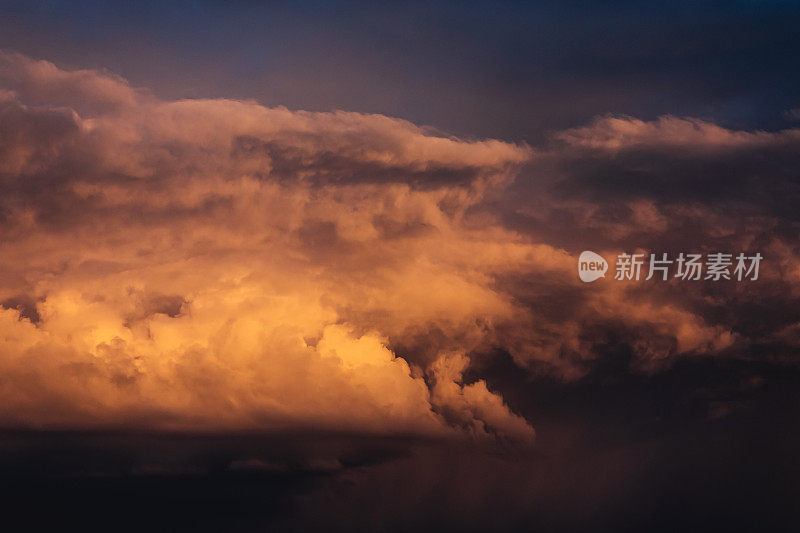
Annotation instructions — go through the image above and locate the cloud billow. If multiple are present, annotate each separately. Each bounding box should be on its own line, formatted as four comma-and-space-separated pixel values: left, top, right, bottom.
1, 53, 799, 445
0, 52, 535, 443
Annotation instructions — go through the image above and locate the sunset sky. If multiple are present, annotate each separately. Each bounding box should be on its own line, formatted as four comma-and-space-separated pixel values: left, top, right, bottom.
1, 1, 799, 531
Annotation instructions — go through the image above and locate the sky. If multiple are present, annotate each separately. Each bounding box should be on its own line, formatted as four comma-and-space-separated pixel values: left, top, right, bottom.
0, 1, 799, 531
3, 1, 800, 139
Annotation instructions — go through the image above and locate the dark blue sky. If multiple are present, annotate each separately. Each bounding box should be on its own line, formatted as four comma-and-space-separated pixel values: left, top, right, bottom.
1, 0, 799, 141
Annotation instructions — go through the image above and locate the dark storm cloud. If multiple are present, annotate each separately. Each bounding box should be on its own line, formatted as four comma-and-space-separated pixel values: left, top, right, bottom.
0, 2, 798, 530
4, 53, 799, 428
546, 116, 800, 221
491, 115, 800, 389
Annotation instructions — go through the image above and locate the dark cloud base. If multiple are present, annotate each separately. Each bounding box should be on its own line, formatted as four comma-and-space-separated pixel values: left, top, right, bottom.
3, 353, 798, 533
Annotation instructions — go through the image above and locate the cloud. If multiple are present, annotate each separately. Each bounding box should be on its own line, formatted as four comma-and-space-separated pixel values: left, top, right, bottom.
543, 115, 800, 214
553, 115, 800, 150
0, 50, 140, 113
0, 52, 537, 441
428, 352, 535, 444
504, 114, 800, 374
1, 54, 798, 442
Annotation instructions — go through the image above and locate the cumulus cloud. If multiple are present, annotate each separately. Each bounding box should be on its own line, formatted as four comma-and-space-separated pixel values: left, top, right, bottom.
428, 353, 535, 444
1, 54, 797, 441
0, 52, 538, 440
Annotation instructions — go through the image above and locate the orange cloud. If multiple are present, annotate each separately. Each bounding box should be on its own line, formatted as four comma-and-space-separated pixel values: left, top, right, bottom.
3, 53, 776, 440
553, 114, 800, 150
0, 52, 537, 440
